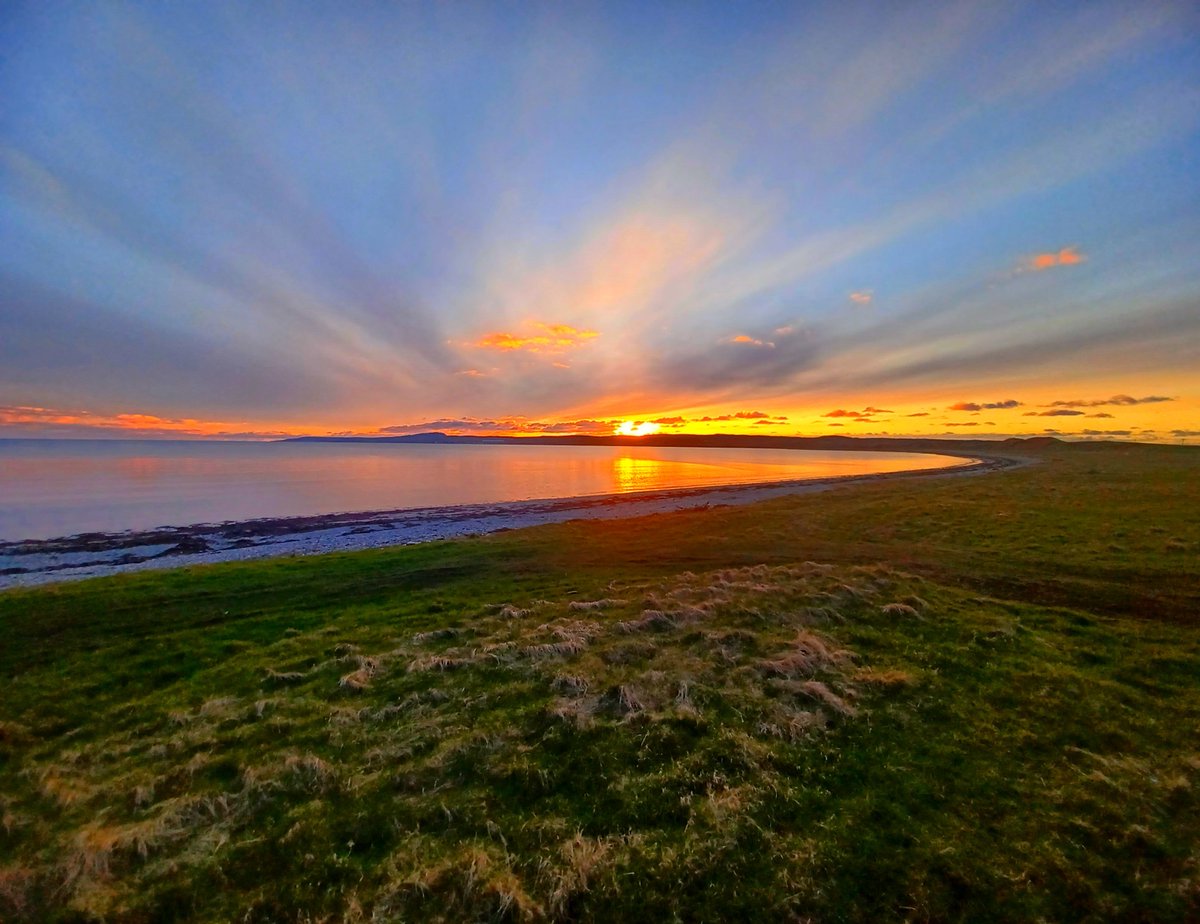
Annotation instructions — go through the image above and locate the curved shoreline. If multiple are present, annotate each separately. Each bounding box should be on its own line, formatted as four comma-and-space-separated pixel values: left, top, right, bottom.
0, 452, 1019, 590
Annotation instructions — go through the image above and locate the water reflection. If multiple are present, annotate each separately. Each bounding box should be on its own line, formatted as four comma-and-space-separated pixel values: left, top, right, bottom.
612, 456, 665, 492
0, 440, 969, 541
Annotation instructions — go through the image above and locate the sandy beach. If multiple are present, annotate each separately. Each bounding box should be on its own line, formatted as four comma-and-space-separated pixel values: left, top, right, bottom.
0, 453, 1015, 589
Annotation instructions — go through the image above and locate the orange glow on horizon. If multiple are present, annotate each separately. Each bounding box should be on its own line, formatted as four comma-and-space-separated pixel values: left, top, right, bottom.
3, 375, 1196, 445
0, 405, 313, 439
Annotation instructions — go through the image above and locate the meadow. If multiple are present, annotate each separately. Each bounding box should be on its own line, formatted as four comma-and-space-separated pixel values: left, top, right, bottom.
0, 440, 1197, 922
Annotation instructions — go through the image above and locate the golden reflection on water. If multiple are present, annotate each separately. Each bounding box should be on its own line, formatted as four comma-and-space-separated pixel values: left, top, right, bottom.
609, 449, 959, 495
612, 456, 668, 492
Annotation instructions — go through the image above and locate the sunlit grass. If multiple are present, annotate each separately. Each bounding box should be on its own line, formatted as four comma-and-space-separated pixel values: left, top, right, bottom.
0, 442, 1197, 921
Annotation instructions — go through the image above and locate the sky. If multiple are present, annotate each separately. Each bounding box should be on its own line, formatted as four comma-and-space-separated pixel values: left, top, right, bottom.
2, 1, 1198, 443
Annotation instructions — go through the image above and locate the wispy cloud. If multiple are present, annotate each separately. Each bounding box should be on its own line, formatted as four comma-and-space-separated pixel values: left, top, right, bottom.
1027, 409, 1087, 417
1043, 394, 1174, 407
647, 325, 819, 394
849, 290, 874, 306
378, 417, 612, 436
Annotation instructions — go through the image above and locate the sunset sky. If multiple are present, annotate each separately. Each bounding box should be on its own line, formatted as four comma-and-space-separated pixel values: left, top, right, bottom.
2, 1, 1198, 442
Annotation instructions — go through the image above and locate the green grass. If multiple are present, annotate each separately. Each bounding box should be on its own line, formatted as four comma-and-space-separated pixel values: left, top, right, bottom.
1, 441, 1198, 922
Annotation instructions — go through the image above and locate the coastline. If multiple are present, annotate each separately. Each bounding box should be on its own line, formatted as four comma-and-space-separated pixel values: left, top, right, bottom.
0, 453, 1016, 589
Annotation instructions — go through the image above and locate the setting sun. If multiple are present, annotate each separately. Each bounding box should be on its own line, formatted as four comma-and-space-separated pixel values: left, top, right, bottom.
614, 420, 661, 437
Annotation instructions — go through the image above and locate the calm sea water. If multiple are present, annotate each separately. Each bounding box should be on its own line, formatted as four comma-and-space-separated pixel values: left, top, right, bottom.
0, 440, 967, 542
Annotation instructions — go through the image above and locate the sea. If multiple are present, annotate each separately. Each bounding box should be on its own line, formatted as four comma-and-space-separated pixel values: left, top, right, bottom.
0, 439, 967, 543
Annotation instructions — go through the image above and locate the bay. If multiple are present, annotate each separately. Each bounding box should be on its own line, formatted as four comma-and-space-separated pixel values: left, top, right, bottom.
0, 439, 966, 542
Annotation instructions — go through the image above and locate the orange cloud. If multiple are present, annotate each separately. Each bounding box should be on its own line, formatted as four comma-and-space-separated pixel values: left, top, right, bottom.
1022, 246, 1087, 272
822, 406, 892, 419
731, 334, 775, 348
849, 290, 874, 305
473, 322, 599, 353
696, 411, 775, 421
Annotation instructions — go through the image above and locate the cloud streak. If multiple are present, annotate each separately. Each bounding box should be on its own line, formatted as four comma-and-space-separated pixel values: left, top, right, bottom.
948, 399, 1022, 411
1043, 394, 1174, 408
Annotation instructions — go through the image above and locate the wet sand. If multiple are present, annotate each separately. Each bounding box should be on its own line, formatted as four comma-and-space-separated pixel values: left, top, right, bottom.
0, 453, 1016, 589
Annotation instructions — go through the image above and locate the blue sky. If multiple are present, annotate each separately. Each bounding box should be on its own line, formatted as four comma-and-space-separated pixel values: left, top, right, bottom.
2, 1, 1198, 440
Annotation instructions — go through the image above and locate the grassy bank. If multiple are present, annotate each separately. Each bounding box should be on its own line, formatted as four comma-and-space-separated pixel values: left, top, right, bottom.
1, 441, 1198, 921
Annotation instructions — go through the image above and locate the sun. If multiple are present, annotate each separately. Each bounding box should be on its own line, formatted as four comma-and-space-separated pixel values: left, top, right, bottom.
614, 420, 661, 437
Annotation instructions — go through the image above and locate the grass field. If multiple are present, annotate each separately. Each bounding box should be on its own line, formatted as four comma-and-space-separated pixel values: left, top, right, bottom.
1, 441, 1198, 922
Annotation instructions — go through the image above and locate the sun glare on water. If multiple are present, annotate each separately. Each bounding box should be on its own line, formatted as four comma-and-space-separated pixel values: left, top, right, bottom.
614, 420, 661, 437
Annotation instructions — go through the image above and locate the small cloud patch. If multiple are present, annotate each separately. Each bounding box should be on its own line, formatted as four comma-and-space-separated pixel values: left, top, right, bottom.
1020, 246, 1087, 272
731, 334, 775, 348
